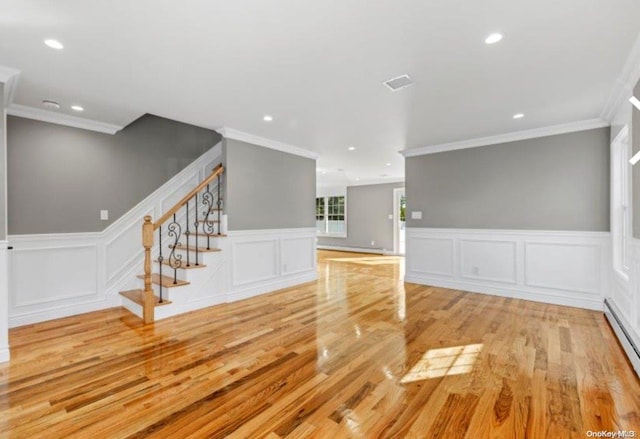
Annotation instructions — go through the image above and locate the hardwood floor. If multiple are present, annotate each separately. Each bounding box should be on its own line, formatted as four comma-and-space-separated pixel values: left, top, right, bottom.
1, 250, 639, 438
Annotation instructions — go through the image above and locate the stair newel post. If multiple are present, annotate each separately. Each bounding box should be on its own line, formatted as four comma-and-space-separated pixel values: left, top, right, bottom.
142, 215, 155, 324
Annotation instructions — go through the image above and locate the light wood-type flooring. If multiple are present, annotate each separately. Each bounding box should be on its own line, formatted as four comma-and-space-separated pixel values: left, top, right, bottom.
1, 250, 639, 438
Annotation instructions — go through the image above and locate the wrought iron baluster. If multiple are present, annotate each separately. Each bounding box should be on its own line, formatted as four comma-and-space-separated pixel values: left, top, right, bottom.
202, 183, 215, 250
194, 193, 199, 266
185, 200, 190, 267
158, 225, 163, 303
217, 174, 222, 235
167, 213, 182, 285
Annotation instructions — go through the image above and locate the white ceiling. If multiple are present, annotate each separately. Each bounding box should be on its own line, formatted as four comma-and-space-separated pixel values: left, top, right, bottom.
1, 0, 639, 186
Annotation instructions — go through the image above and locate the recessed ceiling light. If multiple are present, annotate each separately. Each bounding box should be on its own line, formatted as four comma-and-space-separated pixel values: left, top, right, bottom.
71, 105, 84, 112
383, 74, 414, 92
41, 100, 60, 109
321, 171, 327, 175
44, 39, 64, 50
630, 96, 640, 111
355, 177, 360, 181
263, 115, 273, 122
513, 113, 524, 119
485, 33, 503, 44
385, 163, 391, 167
347, 146, 356, 151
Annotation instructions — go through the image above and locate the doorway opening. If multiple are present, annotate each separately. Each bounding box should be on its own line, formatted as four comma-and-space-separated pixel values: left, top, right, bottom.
393, 188, 406, 255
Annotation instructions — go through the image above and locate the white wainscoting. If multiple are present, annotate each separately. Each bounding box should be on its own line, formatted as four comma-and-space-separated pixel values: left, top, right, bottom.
227, 228, 317, 302
7, 143, 223, 328
0, 241, 10, 362
405, 228, 610, 310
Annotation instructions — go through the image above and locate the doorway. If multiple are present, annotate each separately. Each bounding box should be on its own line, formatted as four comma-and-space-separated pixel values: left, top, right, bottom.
393, 188, 406, 255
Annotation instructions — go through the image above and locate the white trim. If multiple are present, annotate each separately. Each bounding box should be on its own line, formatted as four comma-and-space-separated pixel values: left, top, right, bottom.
0, 66, 20, 108
317, 245, 387, 255
405, 227, 610, 238
0, 241, 8, 362
226, 227, 316, 237
601, 32, 640, 122
405, 275, 604, 311
400, 119, 609, 157
217, 127, 319, 160
344, 177, 405, 187
393, 187, 406, 255
7, 104, 123, 135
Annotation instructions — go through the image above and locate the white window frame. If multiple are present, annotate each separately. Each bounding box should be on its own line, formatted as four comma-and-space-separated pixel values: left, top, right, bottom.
316, 195, 347, 238
612, 125, 630, 281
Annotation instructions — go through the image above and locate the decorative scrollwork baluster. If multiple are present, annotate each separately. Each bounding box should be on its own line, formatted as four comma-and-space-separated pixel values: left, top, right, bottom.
194, 193, 199, 266
167, 213, 183, 285
217, 174, 222, 235
202, 183, 215, 250
158, 225, 163, 302
185, 200, 190, 267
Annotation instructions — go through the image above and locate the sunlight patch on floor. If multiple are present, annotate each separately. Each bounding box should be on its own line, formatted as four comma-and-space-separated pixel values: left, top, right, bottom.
400, 344, 483, 383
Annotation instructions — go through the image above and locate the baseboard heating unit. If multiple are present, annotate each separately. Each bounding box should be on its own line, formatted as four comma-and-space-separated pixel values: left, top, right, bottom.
604, 298, 640, 378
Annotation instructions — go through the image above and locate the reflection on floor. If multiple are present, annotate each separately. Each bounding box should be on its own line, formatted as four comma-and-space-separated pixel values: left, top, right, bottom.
0, 249, 638, 438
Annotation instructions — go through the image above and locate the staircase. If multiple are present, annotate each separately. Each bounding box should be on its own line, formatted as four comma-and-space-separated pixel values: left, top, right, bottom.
119, 164, 226, 323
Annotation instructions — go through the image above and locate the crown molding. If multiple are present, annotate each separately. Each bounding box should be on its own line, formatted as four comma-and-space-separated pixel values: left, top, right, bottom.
0, 66, 20, 108
601, 32, 640, 121
400, 118, 609, 157
346, 177, 405, 187
217, 127, 319, 160
7, 104, 123, 135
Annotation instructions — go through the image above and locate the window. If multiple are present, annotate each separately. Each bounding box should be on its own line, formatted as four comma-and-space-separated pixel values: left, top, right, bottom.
316, 196, 346, 236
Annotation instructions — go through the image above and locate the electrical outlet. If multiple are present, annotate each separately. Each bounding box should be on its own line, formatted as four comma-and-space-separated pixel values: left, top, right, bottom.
100, 210, 109, 221
411, 211, 422, 220
371, 241, 375, 246
472, 266, 480, 275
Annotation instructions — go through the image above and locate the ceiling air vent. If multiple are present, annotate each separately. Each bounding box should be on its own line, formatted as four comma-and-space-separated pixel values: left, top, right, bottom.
383, 74, 414, 92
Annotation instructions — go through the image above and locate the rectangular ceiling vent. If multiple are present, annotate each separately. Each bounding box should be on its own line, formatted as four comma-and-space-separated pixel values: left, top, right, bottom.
383, 74, 414, 92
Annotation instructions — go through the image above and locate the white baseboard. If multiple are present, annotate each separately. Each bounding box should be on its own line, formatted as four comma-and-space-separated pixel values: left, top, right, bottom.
0, 346, 9, 363
317, 245, 386, 255
405, 228, 610, 311
9, 296, 121, 328
405, 274, 603, 311
228, 271, 317, 302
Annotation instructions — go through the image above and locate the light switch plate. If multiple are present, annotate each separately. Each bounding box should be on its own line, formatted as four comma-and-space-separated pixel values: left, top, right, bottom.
411, 211, 422, 220
100, 210, 109, 220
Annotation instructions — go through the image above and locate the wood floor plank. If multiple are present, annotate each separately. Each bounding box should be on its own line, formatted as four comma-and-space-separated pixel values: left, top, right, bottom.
0, 250, 638, 438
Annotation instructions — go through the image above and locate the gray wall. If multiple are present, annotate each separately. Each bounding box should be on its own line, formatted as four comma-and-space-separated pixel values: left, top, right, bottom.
0, 83, 5, 240
223, 138, 315, 230
633, 80, 640, 238
318, 182, 404, 251
8, 114, 221, 234
406, 127, 610, 231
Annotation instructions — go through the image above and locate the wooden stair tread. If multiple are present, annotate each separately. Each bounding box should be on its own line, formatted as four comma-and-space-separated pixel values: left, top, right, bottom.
170, 244, 222, 253
119, 289, 172, 307
155, 259, 207, 269
136, 274, 190, 288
